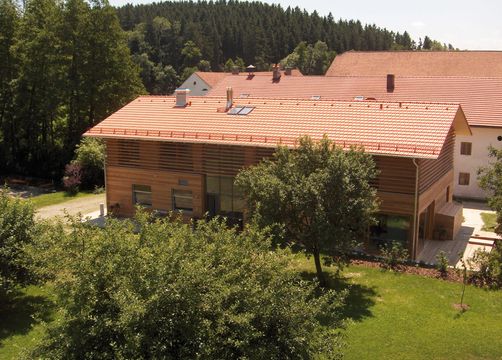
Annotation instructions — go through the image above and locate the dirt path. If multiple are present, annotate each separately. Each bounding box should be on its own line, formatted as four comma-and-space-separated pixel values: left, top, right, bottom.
36, 194, 106, 220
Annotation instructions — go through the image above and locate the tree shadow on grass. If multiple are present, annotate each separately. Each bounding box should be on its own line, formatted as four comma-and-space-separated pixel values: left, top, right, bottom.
299, 269, 377, 322
0, 288, 54, 345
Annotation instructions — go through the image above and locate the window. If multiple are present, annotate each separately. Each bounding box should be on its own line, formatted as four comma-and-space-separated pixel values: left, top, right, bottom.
460, 142, 472, 155
133, 185, 152, 207
227, 106, 255, 115
370, 214, 410, 248
205, 175, 244, 216
459, 172, 470, 186
173, 189, 193, 212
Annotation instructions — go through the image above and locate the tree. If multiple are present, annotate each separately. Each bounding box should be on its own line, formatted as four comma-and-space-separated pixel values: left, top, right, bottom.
72, 137, 105, 188
236, 136, 378, 286
181, 40, 202, 68
0, 188, 37, 296
29, 213, 345, 359
280, 41, 335, 75
478, 146, 502, 236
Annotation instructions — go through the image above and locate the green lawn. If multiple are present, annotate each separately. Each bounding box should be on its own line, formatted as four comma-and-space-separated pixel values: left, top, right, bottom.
29, 191, 94, 209
2, 259, 502, 359
0, 286, 55, 359
295, 256, 502, 360
481, 212, 497, 232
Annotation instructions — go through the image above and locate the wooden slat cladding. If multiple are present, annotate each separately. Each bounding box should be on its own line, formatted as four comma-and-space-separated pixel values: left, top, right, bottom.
106, 139, 274, 176
107, 139, 422, 194
106, 166, 204, 217
371, 156, 416, 194
418, 127, 455, 194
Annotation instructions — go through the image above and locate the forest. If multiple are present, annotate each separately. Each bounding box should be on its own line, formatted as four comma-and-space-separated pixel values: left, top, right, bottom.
0, 0, 452, 180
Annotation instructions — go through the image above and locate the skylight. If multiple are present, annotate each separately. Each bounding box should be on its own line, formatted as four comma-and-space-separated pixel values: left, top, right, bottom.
311, 95, 321, 100
239, 93, 250, 98
227, 106, 255, 115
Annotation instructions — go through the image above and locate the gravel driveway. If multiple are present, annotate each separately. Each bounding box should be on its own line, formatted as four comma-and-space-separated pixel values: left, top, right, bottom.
36, 194, 106, 220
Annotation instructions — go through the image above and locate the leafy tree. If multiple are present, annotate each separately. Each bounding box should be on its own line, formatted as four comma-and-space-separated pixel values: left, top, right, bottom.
197, 59, 211, 72
0, 188, 37, 295
280, 41, 335, 75
29, 213, 346, 359
181, 40, 202, 68
72, 137, 105, 188
181, 66, 198, 82
223, 58, 235, 72
478, 146, 502, 236
236, 136, 378, 286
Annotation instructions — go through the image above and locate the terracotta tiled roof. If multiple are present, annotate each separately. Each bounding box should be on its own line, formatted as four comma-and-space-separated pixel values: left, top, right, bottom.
194, 69, 303, 88
85, 96, 467, 159
208, 75, 502, 127
194, 72, 229, 87
326, 51, 502, 77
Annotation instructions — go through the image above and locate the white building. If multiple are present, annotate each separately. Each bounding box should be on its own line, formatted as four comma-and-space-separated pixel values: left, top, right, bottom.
179, 72, 228, 96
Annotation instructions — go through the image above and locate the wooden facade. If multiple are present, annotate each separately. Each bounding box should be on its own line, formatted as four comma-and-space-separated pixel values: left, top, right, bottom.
104, 126, 460, 259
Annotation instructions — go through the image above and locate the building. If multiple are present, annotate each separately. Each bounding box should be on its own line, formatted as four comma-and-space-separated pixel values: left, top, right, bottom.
178, 72, 229, 96
179, 68, 303, 96
208, 73, 502, 200
325, 50, 502, 77
85, 90, 470, 259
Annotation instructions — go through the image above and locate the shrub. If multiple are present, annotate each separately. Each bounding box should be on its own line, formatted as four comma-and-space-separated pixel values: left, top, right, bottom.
379, 241, 409, 271
72, 137, 105, 189
468, 246, 502, 289
62, 163, 82, 195
0, 188, 37, 295
29, 213, 346, 359
435, 251, 449, 278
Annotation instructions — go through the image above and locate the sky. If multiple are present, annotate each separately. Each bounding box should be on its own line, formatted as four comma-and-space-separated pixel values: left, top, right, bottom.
108, 0, 502, 50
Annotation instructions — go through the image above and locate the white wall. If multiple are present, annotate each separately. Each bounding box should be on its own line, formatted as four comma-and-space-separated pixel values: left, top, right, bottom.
179, 73, 211, 96
454, 126, 502, 199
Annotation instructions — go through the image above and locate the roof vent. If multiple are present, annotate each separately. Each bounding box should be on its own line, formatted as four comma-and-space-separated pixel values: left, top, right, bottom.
246, 64, 256, 75
175, 88, 190, 107
387, 74, 395, 92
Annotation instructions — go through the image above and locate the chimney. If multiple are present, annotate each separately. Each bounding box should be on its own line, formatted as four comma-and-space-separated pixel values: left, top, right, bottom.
284, 67, 292, 76
387, 74, 395, 92
246, 64, 256, 75
272, 64, 281, 81
231, 66, 239, 75
226, 87, 233, 109
175, 88, 190, 107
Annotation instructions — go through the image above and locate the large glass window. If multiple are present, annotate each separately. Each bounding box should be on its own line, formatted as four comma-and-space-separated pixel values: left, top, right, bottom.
172, 189, 193, 212
370, 214, 410, 248
133, 184, 152, 207
205, 175, 244, 216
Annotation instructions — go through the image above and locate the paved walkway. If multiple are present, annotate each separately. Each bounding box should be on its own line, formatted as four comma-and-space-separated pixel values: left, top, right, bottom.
36, 194, 106, 220
417, 201, 498, 267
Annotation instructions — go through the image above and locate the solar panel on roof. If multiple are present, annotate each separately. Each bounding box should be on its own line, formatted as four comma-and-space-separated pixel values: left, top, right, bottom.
238, 106, 255, 115
227, 106, 243, 115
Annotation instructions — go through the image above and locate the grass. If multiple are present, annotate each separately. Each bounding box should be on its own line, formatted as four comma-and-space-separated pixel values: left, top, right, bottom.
29, 191, 95, 209
2, 258, 502, 359
0, 286, 56, 359
480, 212, 497, 232
295, 256, 502, 360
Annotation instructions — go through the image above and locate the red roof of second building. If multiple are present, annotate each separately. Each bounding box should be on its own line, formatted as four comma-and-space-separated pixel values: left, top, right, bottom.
207, 74, 502, 127
85, 96, 468, 159
326, 51, 502, 77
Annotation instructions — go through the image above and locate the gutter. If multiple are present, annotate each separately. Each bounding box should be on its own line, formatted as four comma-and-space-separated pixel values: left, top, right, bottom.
412, 158, 419, 259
